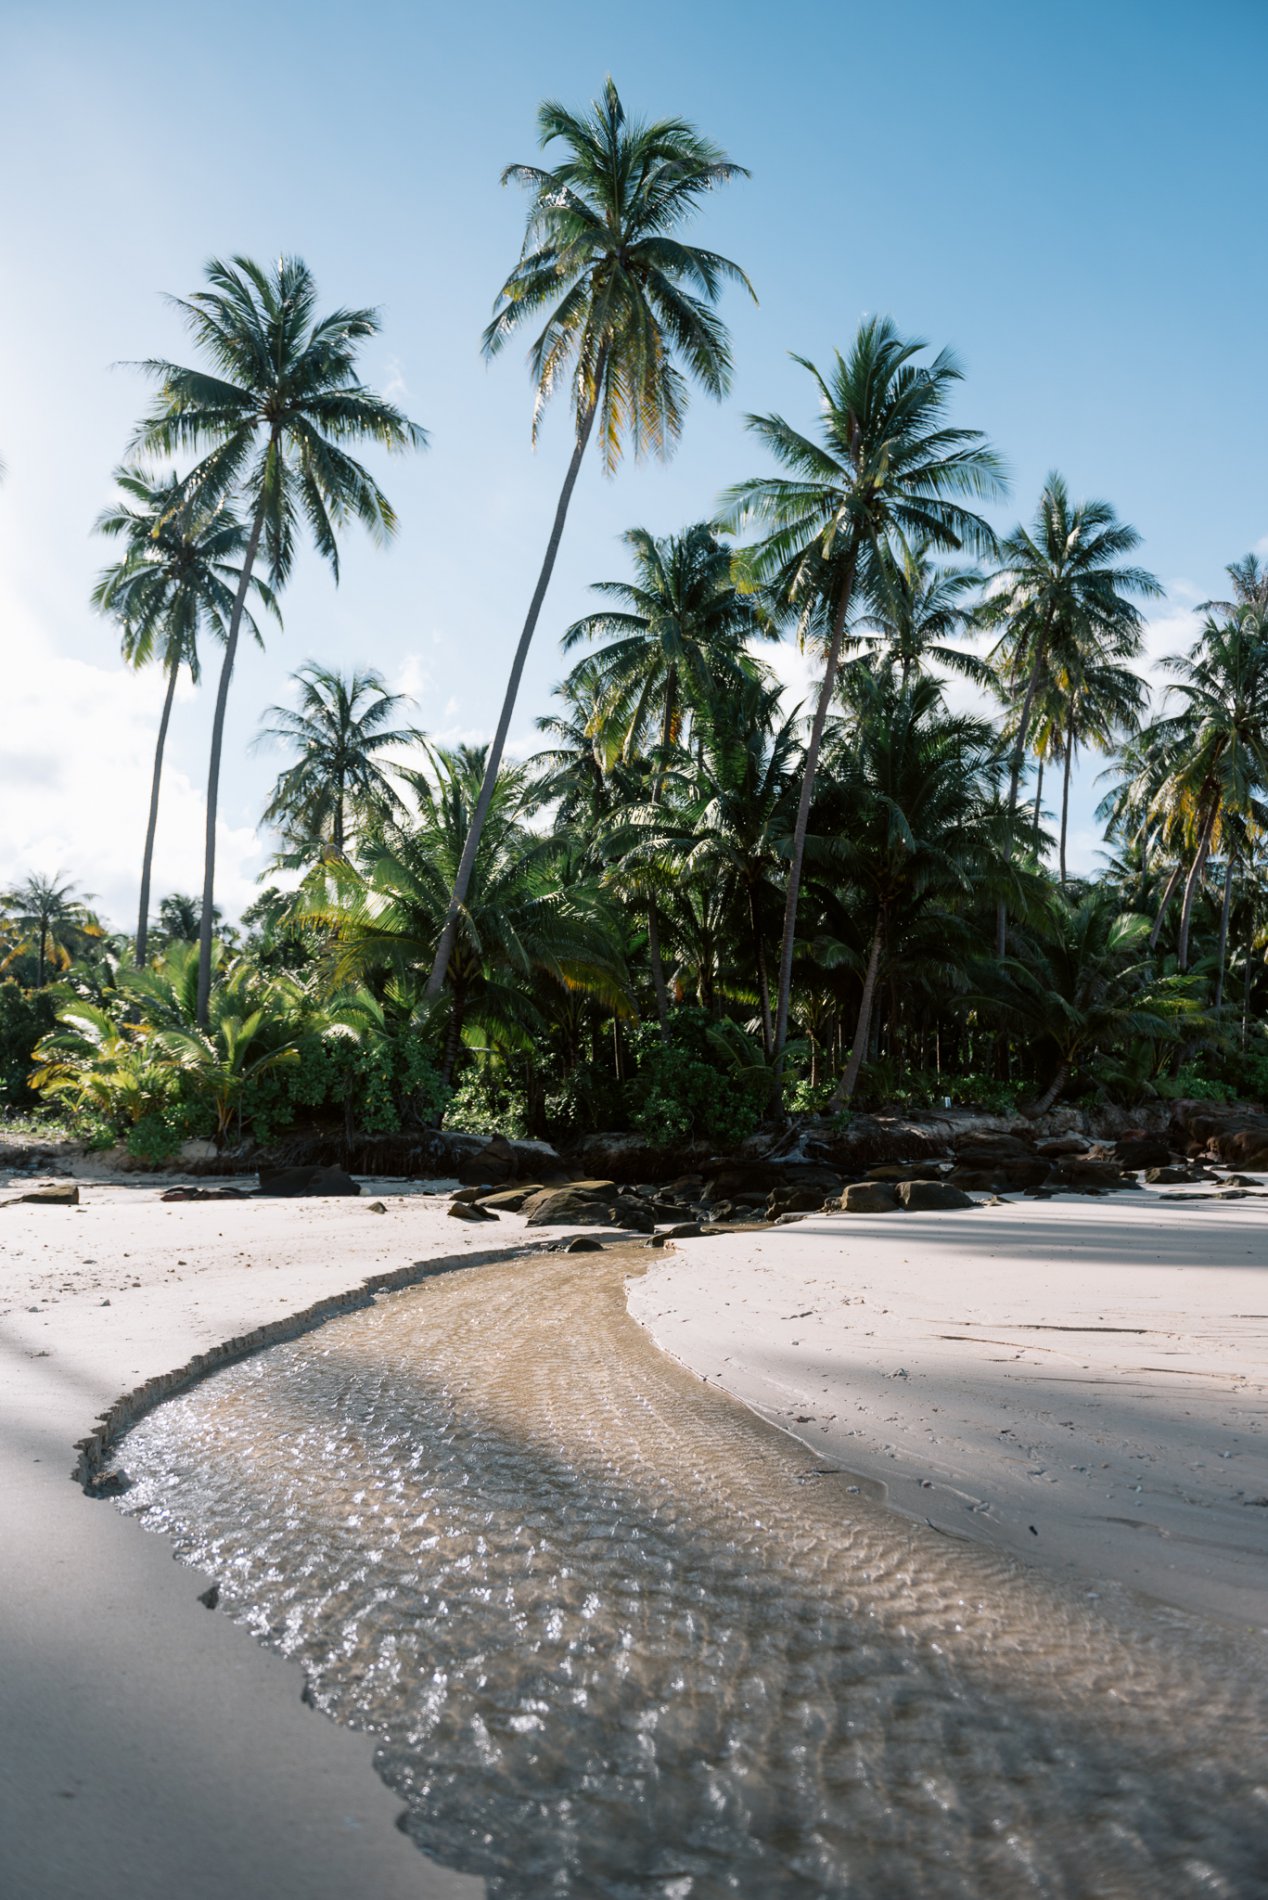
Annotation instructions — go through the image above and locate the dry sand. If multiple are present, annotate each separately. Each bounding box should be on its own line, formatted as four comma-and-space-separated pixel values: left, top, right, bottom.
628, 1190, 1268, 1627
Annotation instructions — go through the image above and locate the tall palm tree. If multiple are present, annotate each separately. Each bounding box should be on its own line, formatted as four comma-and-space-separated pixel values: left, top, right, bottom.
92, 466, 276, 964
982, 474, 1160, 951
425, 78, 752, 1002
722, 319, 1005, 1061
0, 875, 102, 989
255, 662, 417, 863
131, 254, 426, 1023
1050, 648, 1146, 884
562, 522, 766, 1030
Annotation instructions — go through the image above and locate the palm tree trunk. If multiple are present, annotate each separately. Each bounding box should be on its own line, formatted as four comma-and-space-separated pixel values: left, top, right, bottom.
750, 886, 773, 1058
1059, 733, 1074, 886
646, 669, 678, 1040
1214, 852, 1236, 1010
136, 662, 179, 965
774, 547, 858, 1062
1149, 856, 1185, 951
440, 989, 467, 1089
1032, 755, 1044, 854
425, 379, 603, 1003
830, 912, 883, 1108
1177, 809, 1216, 972
197, 484, 269, 1026
1031, 1058, 1070, 1117
996, 624, 1052, 957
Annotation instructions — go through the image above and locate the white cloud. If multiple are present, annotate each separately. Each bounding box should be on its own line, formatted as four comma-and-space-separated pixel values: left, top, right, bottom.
0, 590, 265, 932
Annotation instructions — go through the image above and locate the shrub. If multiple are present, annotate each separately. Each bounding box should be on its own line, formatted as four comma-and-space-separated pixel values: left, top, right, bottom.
624, 1011, 764, 1148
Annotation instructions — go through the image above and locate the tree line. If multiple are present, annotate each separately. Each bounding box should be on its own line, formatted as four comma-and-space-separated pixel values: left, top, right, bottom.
4, 77, 1268, 1158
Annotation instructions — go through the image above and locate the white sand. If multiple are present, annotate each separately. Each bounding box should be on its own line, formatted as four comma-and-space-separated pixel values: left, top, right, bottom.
628, 1192, 1268, 1628
0, 1174, 558, 1900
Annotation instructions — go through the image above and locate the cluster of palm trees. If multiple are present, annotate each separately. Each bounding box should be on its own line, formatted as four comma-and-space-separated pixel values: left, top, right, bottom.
8, 75, 1268, 1143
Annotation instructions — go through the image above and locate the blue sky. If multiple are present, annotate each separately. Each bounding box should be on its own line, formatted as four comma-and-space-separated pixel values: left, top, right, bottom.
2, 0, 1265, 924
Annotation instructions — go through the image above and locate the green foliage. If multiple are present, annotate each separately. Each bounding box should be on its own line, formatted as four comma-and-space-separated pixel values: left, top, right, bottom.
446, 1067, 527, 1139
0, 980, 56, 1104
625, 1010, 765, 1148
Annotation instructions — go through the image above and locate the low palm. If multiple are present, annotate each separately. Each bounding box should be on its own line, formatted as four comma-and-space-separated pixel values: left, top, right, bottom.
1, 875, 102, 989
426, 78, 752, 1002
132, 254, 426, 1022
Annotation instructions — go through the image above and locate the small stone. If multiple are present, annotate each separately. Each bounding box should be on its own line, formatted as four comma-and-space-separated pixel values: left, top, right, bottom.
366, 1200, 388, 1214
447, 1200, 498, 1222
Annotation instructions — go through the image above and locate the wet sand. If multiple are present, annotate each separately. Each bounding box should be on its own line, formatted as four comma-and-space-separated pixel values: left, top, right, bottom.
115, 1240, 1268, 1896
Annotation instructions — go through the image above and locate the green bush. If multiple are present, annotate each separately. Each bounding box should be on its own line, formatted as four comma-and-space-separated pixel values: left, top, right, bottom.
0, 981, 56, 1106
446, 1065, 527, 1138
625, 1011, 764, 1148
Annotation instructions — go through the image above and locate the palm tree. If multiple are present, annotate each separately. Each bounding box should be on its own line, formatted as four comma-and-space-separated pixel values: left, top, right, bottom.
562, 522, 766, 1030
1151, 607, 1268, 971
424, 78, 752, 1003
310, 747, 629, 1088
131, 254, 426, 1023
722, 319, 1005, 1062
982, 475, 1160, 951
848, 542, 987, 690
256, 662, 417, 863
815, 675, 1004, 1104
92, 465, 277, 964
647, 673, 800, 1053
0, 875, 102, 989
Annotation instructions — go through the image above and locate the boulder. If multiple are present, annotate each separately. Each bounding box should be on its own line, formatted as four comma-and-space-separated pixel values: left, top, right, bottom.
448, 1200, 498, 1222
947, 1159, 1048, 1191
160, 1186, 248, 1203
473, 1184, 545, 1213
1145, 1163, 1204, 1185
520, 1186, 653, 1233
864, 1162, 936, 1183
1045, 1158, 1136, 1193
953, 1131, 1033, 1161
256, 1165, 360, 1198
766, 1186, 827, 1218
560, 1235, 603, 1253
1112, 1136, 1172, 1171
897, 1179, 974, 1211
455, 1133, 518, 1187
1035, 1134, 1091, 1158
840, 1182, 898, 1213
4, 1182, 79, 1207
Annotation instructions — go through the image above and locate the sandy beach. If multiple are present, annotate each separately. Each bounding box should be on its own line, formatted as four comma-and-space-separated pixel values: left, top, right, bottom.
628, 1190, 1268, 1626
3, 1170, 1267, 1896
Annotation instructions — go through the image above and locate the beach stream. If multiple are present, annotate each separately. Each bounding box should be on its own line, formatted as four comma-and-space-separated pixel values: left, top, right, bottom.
114, 1245, 1268, 1898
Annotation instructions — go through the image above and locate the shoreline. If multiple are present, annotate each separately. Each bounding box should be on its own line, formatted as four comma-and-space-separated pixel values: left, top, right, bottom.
0, 1174, 545, 1900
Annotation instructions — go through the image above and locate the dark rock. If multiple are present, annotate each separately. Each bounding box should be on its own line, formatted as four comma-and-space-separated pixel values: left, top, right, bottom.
766, 1186, 826, 1217
455, 1133, 518, 1187
864, 1163, 936, 1183
520, 1186, 653, 1233
473, 1184, 545, 1213
1035, 1135, 1091, 1158
699, 1221, 773, 1235
897, 1179, 974, 1210
947, 1160, 1049, 1191
447, 1200, 498, 1222
953, 1132, 1033, 1160
257, 1164, 360, 1198
1145, 1164, 1204, 1185
1112, 1136, 1172, 1170
662, 1222, 703, 1239
4, 1182, 79, 1207
561, 1235, 603, 1252
1045, 1158, 1136, 1193
159, 1186, 248, 1203
841, 1182, 899, 1213
367, 1200, 388, 1214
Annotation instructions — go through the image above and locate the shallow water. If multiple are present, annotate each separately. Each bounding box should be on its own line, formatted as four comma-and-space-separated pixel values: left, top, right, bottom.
117, 1249, 1268, 1898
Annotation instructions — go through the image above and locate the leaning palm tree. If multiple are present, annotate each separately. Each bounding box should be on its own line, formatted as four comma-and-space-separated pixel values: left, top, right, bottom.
982, 474, 1160, 951
131, 254, 426, 1022
93, 465, 276, 964
562, 522, 766, 1029
425, 78, 752, 1001
721, 320, 1005, 1060
255, 662, 417, 864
